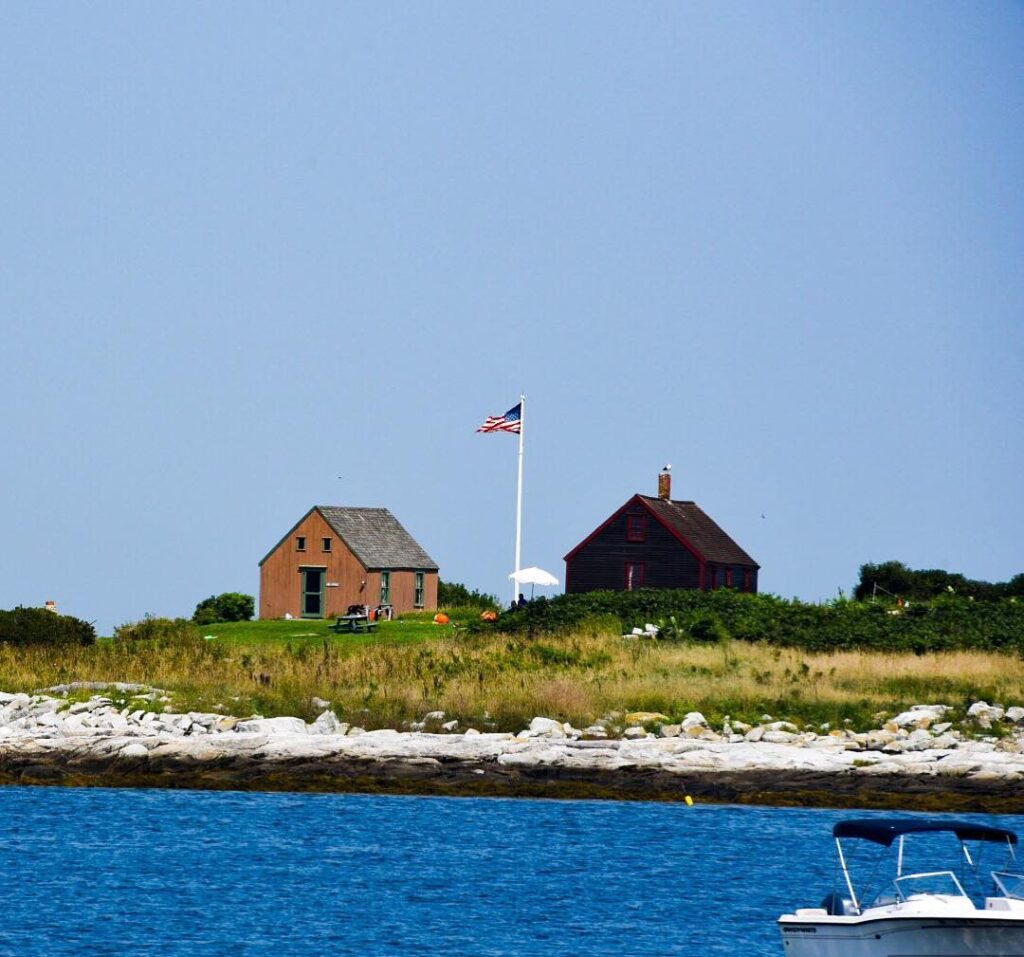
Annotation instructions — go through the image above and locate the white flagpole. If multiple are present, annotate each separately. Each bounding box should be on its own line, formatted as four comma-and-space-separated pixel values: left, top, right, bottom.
513, 393, 525, 606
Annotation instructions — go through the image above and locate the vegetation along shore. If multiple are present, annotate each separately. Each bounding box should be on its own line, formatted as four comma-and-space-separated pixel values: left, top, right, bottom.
1, 573, 1022, 809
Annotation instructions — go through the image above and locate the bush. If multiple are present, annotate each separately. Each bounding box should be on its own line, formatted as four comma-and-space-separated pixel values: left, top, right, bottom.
114, 616, 202, 644
192, 593, 255, 625
437, 580, 499, 611
0, 606, 96, 646
855, 560, 1024, 602
487, 588, 1024, 655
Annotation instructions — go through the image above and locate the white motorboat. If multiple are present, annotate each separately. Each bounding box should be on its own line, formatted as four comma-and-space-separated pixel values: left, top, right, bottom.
778, 818, 1024, 956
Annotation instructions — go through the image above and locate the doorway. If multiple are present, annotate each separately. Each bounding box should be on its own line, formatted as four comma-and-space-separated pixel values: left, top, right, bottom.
300, 567, 326, 618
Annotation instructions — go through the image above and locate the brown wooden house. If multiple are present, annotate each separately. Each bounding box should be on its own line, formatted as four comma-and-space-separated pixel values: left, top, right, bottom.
259, 506, 439, 619
564, 470, 759, 594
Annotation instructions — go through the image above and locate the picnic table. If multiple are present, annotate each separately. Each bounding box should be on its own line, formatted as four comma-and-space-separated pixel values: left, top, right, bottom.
330, 614, 377, 635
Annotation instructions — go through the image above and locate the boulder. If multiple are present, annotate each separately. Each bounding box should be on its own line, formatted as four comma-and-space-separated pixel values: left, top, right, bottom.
235, 717, 308, 735
1006, 707, 1024, 725
441, 720, 460, 732
310, 711, 345, 735
623, 727, 648, 739
659, 724, 682, 738
528, 717, 566, 738
967, 701, 1005, 728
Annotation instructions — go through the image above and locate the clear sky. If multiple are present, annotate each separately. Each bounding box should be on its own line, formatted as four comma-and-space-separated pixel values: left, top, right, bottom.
2, 4, 1021, 634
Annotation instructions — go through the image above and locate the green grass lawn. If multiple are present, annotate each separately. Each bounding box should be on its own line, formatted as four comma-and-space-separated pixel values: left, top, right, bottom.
195, 611, 464, 650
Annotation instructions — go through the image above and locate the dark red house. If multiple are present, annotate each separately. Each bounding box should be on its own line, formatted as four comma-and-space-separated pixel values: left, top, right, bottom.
564, 469, 759, 594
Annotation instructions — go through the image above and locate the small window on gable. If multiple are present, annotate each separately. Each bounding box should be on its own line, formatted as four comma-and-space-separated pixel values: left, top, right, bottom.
322, 537, 332, 552
626, 514, 647, 542
296, 536, 306, 551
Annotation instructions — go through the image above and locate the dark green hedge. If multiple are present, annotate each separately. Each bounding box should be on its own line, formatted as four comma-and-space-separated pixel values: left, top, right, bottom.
489, 589, 1024, 654
855, 560, 1024, 602
192, 593, 254, 625
0, 606, 96, 646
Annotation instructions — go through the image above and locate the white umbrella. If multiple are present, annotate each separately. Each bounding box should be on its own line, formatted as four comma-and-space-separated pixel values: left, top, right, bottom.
509, 566, 559, 599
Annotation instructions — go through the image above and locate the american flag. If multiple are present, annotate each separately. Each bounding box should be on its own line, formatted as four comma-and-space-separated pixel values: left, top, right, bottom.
477, 401, 522, 434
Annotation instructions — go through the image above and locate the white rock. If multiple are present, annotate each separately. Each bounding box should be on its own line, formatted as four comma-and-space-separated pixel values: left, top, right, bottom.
623, 727, 647, 739
682, 712, 708, 729
967, 701, 1005, 728
235, 717, 308, 735
528, 717, 566, 738
120, 743, 149, 758
1006, 707, 1024, 725
745, 727, 764, 742
310, 711, 345, 735
441, 720, 459, 732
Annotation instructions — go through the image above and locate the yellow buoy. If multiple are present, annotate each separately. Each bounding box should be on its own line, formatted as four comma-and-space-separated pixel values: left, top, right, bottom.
685, 795, 694, 806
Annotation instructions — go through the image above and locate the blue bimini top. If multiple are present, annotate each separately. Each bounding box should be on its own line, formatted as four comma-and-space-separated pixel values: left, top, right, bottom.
833, 819, 1018, 847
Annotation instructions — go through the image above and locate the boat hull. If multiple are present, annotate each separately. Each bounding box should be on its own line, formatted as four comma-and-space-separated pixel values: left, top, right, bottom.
779, 916, 1024, 957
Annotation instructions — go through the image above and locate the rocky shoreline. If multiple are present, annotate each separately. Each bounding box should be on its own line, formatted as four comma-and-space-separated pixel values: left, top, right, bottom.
2, 688, 1023, 811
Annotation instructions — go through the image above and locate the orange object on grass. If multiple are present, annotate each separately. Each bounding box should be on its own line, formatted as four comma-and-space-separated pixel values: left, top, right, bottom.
433, 612, 450, 625
480, 610, 498, 622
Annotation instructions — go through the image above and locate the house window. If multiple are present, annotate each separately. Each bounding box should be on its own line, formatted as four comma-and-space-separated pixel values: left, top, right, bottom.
625, 562, 645, 591
725, 568, 733, 589
414, 572, 425, 608
742, 569, 753, 593
322, 537, 332, 552
380, 570, 390, 604
626, 514, 647, 542
707, 564, 715, 590
296, 536, 306, 552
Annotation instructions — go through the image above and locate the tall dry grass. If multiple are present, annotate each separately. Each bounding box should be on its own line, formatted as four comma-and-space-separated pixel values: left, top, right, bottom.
1, 630, 1020, 731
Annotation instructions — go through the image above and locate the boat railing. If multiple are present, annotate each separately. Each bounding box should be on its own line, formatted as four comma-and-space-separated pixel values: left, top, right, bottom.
892, 870, 969, 903
993, 872, 1024, 901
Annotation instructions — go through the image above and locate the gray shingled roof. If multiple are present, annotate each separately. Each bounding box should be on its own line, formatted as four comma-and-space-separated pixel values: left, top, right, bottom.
317, 506, 438, 571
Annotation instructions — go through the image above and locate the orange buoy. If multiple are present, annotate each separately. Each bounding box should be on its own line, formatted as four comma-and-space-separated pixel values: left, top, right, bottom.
433, 612, 450, 625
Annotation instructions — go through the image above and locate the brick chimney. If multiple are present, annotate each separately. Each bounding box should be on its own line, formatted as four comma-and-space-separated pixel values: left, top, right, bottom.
658, 465, 672, 500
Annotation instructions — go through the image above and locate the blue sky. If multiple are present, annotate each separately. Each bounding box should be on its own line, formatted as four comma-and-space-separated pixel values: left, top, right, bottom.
1, 4, 1021, 633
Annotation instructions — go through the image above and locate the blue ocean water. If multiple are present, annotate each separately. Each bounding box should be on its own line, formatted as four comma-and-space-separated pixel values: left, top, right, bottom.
0, 787, 1017, 957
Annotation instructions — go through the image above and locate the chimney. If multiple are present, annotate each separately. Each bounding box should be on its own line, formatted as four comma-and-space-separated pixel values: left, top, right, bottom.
658, 465, 672, 500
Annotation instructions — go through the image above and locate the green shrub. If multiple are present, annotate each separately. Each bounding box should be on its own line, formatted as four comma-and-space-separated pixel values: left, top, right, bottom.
192, 593, 255, 625
488, 589, 1024, 654
437, 580, 499, 611
114, 616, 202, 644
855, 560, 1024, 602
0, 606, 95, 646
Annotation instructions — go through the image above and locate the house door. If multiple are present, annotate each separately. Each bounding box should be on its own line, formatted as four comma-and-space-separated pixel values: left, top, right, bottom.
300, 567, 325, 618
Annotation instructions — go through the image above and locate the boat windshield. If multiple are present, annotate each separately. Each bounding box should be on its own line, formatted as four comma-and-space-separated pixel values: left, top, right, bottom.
893, 871, 969, 902
993, 872, 1024, 901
